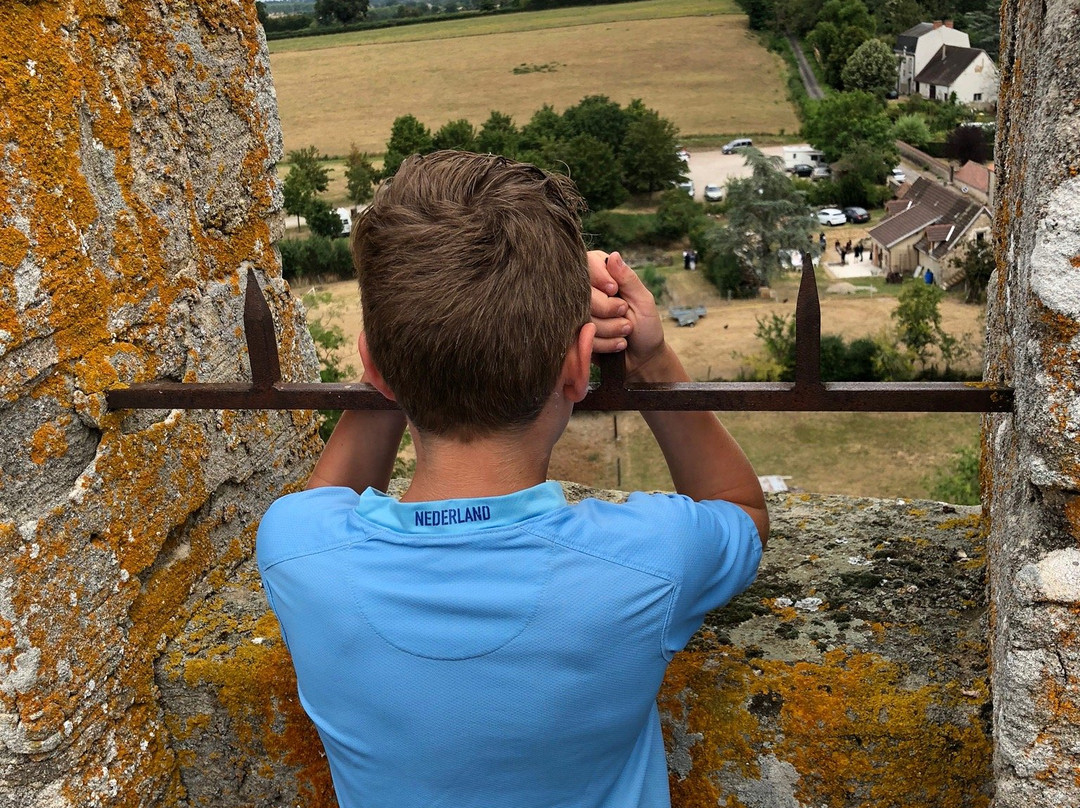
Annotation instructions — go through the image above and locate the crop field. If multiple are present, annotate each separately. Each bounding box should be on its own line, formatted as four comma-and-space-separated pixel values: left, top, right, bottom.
267, 0, 799, 157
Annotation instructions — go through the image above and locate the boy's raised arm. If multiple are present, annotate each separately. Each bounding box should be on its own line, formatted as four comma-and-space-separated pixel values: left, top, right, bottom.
306, 374, 408, 493
589, 251, 769, 547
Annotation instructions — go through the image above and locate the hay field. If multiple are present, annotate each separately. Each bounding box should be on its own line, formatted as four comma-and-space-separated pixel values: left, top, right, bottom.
268, 1, 799, 156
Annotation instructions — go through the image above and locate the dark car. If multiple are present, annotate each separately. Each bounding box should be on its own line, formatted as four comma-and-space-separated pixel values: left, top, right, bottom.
791, 163, 814, 177
843, 206, 870, 224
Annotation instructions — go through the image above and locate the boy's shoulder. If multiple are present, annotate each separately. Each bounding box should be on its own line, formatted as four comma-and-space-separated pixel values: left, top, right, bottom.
257, 486, 363, 568
541, 490, 760, 577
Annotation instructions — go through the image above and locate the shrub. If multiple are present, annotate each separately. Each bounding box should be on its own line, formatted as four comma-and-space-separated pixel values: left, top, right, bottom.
926, 444, 981, 505
279, 236, 353, 282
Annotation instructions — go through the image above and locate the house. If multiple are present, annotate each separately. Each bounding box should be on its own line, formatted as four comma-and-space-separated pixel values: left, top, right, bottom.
896, 21, 970, 95
867, 177, 991, 287
951, 159, 995, 203
914, 45, 998, 106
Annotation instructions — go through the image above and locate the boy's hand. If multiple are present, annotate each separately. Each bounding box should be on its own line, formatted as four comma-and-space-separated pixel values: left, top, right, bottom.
588, 250, 667, 382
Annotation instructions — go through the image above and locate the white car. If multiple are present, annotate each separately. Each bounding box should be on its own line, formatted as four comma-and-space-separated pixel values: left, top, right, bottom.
891, 167, 907, 183
677, 180, 694, 198
817, 208, 846, 226
703, 183, 724, 202
676, 148, 691, 163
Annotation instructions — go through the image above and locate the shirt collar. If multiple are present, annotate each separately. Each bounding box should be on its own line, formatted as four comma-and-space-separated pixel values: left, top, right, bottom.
357, 481, 568, 533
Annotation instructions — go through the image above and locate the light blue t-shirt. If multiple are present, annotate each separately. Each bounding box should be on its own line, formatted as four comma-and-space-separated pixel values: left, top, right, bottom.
256, 482, 761, 808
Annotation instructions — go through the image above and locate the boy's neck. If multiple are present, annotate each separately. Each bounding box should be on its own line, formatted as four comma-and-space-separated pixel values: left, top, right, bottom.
400, 410, 565, 502
401, 437, 552, 501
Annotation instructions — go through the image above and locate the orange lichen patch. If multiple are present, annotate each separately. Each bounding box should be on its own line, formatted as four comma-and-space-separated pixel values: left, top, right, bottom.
661, 648, 991, 808
1065, 498, 1080, 543
1071, 255, 1080, 269
30, 421, 69, 465
181, 612, 335, 802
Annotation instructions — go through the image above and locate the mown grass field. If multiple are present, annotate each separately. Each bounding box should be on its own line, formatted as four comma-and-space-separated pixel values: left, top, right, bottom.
268, 0, 799, 157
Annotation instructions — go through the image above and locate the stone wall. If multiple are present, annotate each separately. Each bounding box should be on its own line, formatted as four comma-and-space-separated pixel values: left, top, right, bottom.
986, 0, 1080, 804
162, 485, 994, 808
0, 2, 321, 805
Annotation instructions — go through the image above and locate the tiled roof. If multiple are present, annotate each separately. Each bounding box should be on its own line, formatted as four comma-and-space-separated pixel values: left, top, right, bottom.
871, 177, 988, 253
885, 199, 915, 217
869, 205, 942, 248
897, 22, 935, 52
953, 160, 992, 194
924, 224, 955, 242
915, 46, 983, 87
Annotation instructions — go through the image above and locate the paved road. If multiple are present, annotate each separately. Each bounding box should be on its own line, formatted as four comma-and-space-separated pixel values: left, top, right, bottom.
682, 145, 811, 202
787, 34, 824, 100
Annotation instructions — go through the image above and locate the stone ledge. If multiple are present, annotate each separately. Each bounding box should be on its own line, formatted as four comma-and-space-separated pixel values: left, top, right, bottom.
157, 487, 991, 808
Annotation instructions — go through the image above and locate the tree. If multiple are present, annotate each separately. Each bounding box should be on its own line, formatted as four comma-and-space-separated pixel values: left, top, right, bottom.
699, 149, 815, 286
654, 187, 705, 241
344, 146, 377, 206
314, 0, 368, 25
475, 111, 519, 157
282, 146, 331, 228
947, 124, 991, 164
892, 113, 932, 148
561, 95, 628, 153
432, 118, 477, 152
834, 138, 896, 186
620, 106, 683, 194
519, 104, 565, 152
382, 114, 434, 178
841, 38, 899, 96
803, 91, 895, 162
892, 281, 965, 371
948, 237, 995, 304
553, 134, 626, 211
874, 0, 924, 37
305, 198, 347, 239
287, 146, 331, 194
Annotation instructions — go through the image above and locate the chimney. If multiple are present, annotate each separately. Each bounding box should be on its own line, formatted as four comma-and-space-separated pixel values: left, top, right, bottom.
944, 19, 954, 28
933, 20, 943, 28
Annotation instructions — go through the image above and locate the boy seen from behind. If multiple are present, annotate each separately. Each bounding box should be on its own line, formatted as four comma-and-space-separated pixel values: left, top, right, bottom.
257, 151, 768, 808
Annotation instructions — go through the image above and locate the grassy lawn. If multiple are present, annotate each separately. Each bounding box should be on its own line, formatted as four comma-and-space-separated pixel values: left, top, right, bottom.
553, 410, 981, 500
268, 0, 798, 156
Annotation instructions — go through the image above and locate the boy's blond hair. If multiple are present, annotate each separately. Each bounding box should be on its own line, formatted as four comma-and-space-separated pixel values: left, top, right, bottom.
351, 150, 591, 438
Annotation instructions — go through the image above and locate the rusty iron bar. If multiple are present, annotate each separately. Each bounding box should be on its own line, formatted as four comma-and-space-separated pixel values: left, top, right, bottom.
105, 258, 1014, 413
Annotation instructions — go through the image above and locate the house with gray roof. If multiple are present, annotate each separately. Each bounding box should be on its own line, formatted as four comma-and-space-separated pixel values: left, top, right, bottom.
915, 44, 998, 105
867, 178, 991, 286
896, 21, 970, 95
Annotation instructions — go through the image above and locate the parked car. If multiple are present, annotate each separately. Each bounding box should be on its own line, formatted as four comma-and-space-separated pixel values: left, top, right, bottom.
891, 167, 907, 183
843, 206, 870, 223
791, 163, 814, 177
676, 147, 690, 163
721, 137, 753, 154
703, 183, 724, 202
817, 208, 846, 226
677, 180, 694, 198
811, 165, 832, 180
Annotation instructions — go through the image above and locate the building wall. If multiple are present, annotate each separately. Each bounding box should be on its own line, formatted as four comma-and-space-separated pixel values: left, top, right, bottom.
951, 53, 999, 104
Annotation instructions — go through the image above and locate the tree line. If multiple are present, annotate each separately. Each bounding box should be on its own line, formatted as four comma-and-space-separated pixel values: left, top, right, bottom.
256, 0, 641, 38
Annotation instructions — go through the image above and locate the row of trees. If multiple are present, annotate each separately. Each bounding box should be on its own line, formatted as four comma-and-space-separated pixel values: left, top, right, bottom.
379, 96, 686, 211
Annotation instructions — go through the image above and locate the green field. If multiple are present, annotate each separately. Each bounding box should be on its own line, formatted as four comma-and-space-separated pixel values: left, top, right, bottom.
268, 0, 799, 157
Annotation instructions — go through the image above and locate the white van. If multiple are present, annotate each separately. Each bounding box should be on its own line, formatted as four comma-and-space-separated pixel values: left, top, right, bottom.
722, 137, 753, 154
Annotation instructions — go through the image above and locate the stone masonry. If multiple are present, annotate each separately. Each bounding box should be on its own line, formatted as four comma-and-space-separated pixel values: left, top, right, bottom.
985, 0, 1080, 805
0, 2, 321, 805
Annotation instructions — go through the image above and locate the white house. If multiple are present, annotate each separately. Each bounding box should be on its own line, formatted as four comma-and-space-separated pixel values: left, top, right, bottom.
895, 21, 970, 95
914, 45, 998, 105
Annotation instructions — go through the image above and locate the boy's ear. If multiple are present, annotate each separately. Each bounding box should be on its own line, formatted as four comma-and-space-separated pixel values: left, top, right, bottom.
561, 322, 595, 404
358, 332, 396, 402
